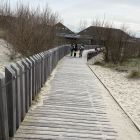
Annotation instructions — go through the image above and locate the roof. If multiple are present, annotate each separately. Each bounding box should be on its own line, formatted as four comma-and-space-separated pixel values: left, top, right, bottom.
78, 26, 132, 40
54, 22, 74, 34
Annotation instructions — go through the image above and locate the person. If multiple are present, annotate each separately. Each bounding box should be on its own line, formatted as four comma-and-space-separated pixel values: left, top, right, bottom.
70, 43, 74, 56
73, 43, 78, 57
79, 44, 84, 57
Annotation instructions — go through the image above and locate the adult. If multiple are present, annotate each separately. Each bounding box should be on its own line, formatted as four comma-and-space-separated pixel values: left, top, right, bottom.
73, 43, 78, 57
79, 44, 85, 57
70, 43, 74, 56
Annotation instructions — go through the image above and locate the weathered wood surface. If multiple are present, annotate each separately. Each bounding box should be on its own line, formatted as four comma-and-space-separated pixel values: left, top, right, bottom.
5, 65, 16, 137
16, 61, 26, 121
11, 64, 21, 129
0, 45, 70, 140
13, 56, 118, 140
0, 74, 9, 140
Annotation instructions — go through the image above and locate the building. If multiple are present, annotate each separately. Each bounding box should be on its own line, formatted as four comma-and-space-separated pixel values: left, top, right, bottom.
78, 26, 132, 44
54, 22, 93, 45
54, 23, 135, 45
54, 22, 75, 45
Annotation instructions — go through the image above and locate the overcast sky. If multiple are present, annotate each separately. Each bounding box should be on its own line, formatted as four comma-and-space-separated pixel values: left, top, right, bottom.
8, 0, 140, 37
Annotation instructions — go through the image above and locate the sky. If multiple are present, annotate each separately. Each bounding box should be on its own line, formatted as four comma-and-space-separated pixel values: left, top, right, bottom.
5, 0, 140, 37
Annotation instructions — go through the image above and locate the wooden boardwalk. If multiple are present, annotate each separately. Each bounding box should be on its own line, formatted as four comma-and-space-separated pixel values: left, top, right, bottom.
12, 56, 140, 140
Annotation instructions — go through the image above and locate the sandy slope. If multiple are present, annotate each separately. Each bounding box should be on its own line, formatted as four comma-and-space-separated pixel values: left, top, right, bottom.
0, 39, 21, 74
0, 39, 12, 73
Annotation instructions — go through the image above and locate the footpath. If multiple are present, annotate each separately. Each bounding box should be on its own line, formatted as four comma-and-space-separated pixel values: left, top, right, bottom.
13, 55, 140, 140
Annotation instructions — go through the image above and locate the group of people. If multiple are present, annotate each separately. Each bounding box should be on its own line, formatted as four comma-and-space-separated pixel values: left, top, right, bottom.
70, 43, 85, 58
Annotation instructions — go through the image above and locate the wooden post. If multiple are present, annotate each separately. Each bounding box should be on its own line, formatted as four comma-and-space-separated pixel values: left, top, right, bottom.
44, 52, 49, 80
0, 73, 9, 140
39, 53, 45, 86
26, 58, 33, 107
37, 54, 41, 91
29, 57, 36, 100
37, 54, 42, 89
22, 60, 30, 113
5, 65, 16, 137
11, 64, 21, 129
16, 61, 26, 121
34, 55, 40, 93
49, 51, 53, 74
32, 55, 38, 96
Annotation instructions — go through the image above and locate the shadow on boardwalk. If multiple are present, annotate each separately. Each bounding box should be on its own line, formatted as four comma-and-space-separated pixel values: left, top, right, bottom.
13, 56, 140, 140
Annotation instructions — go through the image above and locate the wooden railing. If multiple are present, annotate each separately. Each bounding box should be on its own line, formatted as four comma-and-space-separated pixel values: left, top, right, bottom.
0, 45, 70, 140
0, 44, 98, 140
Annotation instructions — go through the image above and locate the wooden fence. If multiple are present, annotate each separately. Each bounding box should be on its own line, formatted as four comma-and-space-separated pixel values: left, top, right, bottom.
0, 44, 97, 140
0, 45, 70, 140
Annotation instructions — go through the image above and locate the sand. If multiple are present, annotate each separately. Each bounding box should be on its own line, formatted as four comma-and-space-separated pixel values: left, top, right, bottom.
0, 39, 21, 74
88, 53, 140, 130
0, 39, 12, 73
